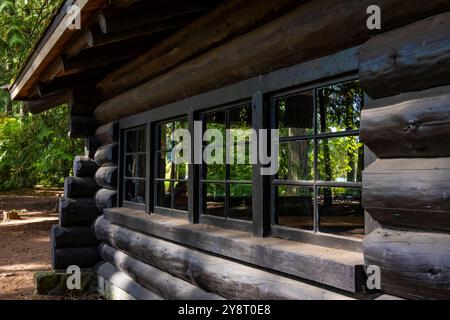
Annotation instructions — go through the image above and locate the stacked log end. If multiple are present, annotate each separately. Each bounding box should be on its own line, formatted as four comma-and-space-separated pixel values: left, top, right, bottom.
52, 155, 101, 270
359, 11, 450, 299
94, 121, 119, 211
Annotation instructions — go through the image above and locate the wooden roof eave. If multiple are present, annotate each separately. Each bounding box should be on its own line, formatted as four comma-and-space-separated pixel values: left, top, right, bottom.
9, 0, 107, 101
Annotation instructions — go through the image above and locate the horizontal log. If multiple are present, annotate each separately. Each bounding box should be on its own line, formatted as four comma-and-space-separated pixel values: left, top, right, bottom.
94, 216, 352, 299
100, 244, 224, 300
107, 0, 141, 9
61, 36, 155, 77
96, 188, 118, 210
94, 143, 119, 166
364, 227, 450, 299
96, 262, 162, 300
97, 0, 304, 99
58, 197, 101, 227
95, 0, 450, 123
51, 225, 98, 248
51, 246, 100, 270
360, 11, 450, 99
361, 85, 450, 158
95, 121, 119, 145
99, 0, 212, 34
95, 166, 118, 190
64, 176, 100, 198
69, 115, 98, 138
64, 30, 94, 58
24, 90, 70, 114
39, 57, 64, 85
73, 155, 99, 177
363, 158, 450, 232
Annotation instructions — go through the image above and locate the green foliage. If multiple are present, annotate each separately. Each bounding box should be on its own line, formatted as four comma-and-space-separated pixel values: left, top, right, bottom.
0, 105, 84, 190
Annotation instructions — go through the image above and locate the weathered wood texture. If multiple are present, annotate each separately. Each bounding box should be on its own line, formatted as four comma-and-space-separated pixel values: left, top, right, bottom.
24, 90, 71, 114
361, 85, 450, 158
364, 228, 450, 299
96, 189, 118, 210
363, 158, 450, 232
64, 177, 100, 198
99, 244, 224, 300
69, 115, 98, 138
104, 207, 365, 292
94, 0, 450, 123
360, 11, 450, 99
94, 143, 118, 166
51, 225, 98, 248
97, 0, 304, 99
73, 155, 99, 178
95, 166, 118, 190
94, 216, 354, 299
96, 262, 162, 300
58, 197, 100, 227
51, 246, 100, 270
95, 121, 119, 146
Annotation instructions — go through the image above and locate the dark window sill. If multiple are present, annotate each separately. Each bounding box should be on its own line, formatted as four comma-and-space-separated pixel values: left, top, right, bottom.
104, 207, 366, 293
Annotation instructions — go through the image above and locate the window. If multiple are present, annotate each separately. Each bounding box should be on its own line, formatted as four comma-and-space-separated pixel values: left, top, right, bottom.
155, 118, 189, 212
123, 126, 147, 206
272, 80, 364, 238
201, 103, 253, 222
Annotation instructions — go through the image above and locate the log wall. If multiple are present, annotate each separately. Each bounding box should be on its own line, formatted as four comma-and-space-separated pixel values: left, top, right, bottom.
359, 10, 450, 299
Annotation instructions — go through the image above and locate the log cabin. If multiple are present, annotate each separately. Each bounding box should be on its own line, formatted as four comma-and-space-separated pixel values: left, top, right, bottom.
9, 0, 450, 300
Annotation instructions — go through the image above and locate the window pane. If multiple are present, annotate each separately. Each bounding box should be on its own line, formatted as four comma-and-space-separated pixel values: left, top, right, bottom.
125, 154, 146, 178
275, 186, 314, 230
157, 152, 172, 179
229, 184, 252, 221
157, 181, 171, 208
278, 140, 314, 181
159, 122, 173, 152
275, 90, 314, 138
204, 183, 225, 217
204, 110, 226, 132
175, 163, 188, 180
316, 81, 363, 133
126, 129, 146, 153
318, 187, 364, 238
174, 181, 188, 211
317, 136, 363, 182
229, 104, 252, 129
174, 119, 188, 130
125, 179, 145, 204
205, 163, 225, 180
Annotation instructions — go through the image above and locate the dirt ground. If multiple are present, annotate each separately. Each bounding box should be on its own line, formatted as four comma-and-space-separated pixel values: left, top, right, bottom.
0, 189, 99, 300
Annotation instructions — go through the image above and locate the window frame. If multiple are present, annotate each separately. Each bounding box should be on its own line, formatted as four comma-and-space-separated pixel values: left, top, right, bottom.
198, 101, 254, 232
117, 46, 365, 252
269, 75, 365, 247
153, 116, 190, 219
120, 125, 149, 211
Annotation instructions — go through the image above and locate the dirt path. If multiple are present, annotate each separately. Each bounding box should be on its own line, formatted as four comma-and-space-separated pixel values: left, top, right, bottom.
0, 190, 99, 300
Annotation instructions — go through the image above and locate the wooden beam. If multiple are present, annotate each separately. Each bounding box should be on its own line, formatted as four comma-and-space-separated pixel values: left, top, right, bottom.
95, 121, 119, 145
61, 36, 155, 77
364, 227, 450, 299
58, 197, 100, 227
73, 155, 99, 177
95, 0, 450, 123
95, 188, 118, 209
39, 57, 64, 85
95, 165, 118, 190
94, 143, 118, 166
360, 11, 450, 99
97, 0, 303, 99
24, 90, 71, 114
69, 115, 98, 138
64, 176, 100, 198
64, 30, 94, 58
363, 158, 450, 232
89, 13, 194, 48
98, 0, 212, 34
94, 216, 354, 299
38, 70, 106, 97
52, 246, 100, 270
51, 225, 98, 248
361, 85, 450, 158
10, 0, 106, 100
107, 0, 141, 9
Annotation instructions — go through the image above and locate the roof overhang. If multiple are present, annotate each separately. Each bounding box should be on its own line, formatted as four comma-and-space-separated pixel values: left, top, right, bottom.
10, 0, 106, 100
